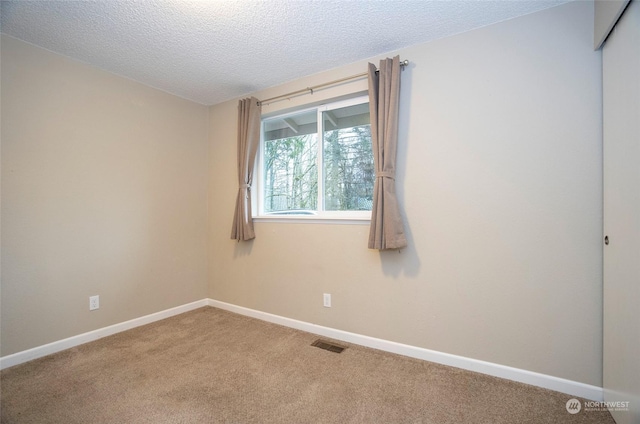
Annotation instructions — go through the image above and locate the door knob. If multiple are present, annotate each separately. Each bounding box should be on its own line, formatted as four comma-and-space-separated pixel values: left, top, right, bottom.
605, 235, 609, 245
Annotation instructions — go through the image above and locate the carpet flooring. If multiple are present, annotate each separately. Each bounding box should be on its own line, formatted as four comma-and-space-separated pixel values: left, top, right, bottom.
0, 307, 616, 423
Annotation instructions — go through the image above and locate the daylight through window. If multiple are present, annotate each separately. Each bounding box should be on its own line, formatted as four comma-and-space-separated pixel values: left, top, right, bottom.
258, 96, 372, 219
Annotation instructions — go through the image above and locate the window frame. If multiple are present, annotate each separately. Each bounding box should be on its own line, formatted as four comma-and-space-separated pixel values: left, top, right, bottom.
254, 95, 372, 224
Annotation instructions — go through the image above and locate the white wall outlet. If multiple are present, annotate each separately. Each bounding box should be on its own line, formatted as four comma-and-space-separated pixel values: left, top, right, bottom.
89, 295, 100, 311
323, 293, 331, 308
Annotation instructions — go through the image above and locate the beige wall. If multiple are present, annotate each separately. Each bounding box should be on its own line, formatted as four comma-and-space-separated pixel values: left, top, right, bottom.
208, 1, 603, 386
1, 35, 210, 356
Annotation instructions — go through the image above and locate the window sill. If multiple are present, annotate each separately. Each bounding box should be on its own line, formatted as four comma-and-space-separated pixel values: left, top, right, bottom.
253, 214, 371, 225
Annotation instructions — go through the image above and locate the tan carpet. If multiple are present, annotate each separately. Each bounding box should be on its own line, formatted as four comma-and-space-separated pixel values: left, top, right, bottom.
1, 307, 615, 423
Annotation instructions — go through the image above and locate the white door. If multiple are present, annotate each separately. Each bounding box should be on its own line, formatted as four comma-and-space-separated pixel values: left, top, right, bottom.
602, 1, 640, 423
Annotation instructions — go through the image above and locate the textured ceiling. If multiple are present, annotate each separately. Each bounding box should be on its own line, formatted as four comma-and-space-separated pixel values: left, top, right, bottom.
1, 0, 570, 106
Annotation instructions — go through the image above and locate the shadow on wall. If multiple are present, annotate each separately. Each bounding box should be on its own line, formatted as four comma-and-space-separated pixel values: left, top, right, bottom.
233, 238, 254, 258
379, 222, 421, 278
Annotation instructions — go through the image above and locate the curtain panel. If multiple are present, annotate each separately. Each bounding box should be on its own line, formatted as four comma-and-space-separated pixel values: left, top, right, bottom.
368, 56, 408, 250
231, 97, 261, 241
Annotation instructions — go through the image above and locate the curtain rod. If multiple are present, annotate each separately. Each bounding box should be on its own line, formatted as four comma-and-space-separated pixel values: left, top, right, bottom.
257, 59, 409, 106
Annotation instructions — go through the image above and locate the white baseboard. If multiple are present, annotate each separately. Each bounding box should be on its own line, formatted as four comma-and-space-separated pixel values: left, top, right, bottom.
1, 297, 604, 402
207, 298, 604, 402
0, 299, 208, 370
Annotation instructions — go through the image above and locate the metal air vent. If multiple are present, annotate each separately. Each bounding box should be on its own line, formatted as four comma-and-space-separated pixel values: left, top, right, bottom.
311, 339, 346, 353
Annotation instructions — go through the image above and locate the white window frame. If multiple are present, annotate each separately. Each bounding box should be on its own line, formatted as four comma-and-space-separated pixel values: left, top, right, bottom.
254, 95, 372, 224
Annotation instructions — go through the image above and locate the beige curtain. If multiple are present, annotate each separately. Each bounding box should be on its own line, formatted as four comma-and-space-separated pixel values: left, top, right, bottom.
368, 56, 407, 250
231, 97, 261, 241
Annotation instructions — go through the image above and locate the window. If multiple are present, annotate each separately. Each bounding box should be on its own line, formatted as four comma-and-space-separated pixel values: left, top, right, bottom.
257, 96, 373, 220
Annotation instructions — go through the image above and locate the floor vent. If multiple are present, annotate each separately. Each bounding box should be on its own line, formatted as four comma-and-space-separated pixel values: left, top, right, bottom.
311, 339, 346, 353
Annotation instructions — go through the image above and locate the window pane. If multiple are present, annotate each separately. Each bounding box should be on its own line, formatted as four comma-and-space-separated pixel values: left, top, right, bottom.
263, 111, 318, 213
323, 104, 373, 211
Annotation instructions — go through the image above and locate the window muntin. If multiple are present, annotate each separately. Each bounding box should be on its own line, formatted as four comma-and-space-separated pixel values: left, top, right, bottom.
258, 96, 372, 220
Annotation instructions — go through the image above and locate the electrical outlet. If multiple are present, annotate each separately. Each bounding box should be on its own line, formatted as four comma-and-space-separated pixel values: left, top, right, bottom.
323, 293, 331, 308
89, 295, 100, 311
